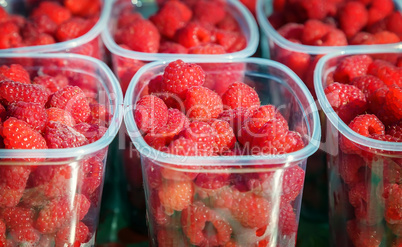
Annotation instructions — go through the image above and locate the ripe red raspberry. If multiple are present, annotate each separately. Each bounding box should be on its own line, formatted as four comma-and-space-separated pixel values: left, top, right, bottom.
387, 12, 402, 38
158, 41, 188, 54
64, 0, 101, 17
74, 123, 107, 144
251, 119, 292, 155
144, 108, 189, 149
338, 153, 366, 185
346, 220, 384, 247
74, 194, 90, 220
363, 31, 400, 45
341, 114, 385, 154
79, 157, 104, 197
193, 0, 226, 25
181, 121, 217, 156
115, 18, 160, 53
384, 85, 402, 121
162, 60, 205, 99
383, 183, 402, 224
167, 137, 197, 157
188, 43, 226, 54
2, 207, 40, 245
0, 21, 22, 49
295, 0, 329, 21
45, 121, 88, 148
2, 117, 47, 150
7, 101, 47, 133
22, 14, 57, 38
351, 75, 385, 99
0, 64, 30, 84
181, 202, 232, 246
279, 202, 298, 236
9, 225, 41, 246
46, 107, 76, 127
0, 80, 50, 106
24, 33, 55, 46
0, 220, 5, 246
277, 23, 304, 41
158, 180, 194, 214
368, 59, 402, 88
134, 95, 168, 134
55, 221, 89, 247
218, 107, 254, 137
175, 22, 211, 48
0, 166, 31, 197
150, 1, 192, 38
87, 102, 111, 126
222, 82, 260, 110
301, 19, 331, 45
30, 1, 72, 25
184, 86, 223, 120
349, 182, 383, 225
324, 82, 367, 124
214, 30, 245, 52
367, 0, 394, 26
0, 184, 25, 208
333, 55, 373, 84
387, 121, 402, 140
117, 11, 143, 29
194, 167, 230, 190
29, 165, 73, 199
208, 119, 236, 154
33, 74, 68, 93
35, 197, 73, 233
55, 17, 94, 42
339, 1, 368, 38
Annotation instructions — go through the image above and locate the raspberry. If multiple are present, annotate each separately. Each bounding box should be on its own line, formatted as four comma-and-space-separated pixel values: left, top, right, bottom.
387, 121, 402, 140
87, 102, 111, 126
348, 182, 383, 225
251, 119, 291, 155
333, 55, 373, 84
338, 153, 366, 185
213, 30, 244, 52
324, 82, 367, 124
74, 123, 107, 144
115, 18, 160, 53
149, 191, 170, 226
351, 75, 385, 99
150, 1, 192, 38
181, 202, 232, 246
162, 60, 205, 99
384, 85, 402, 121
350, 32, 376, 45
55, 17, 93, 42
29, 165, 73, 199
188, 43, 226, 54
367, 0, 394, 26
218, 107, 254, 137
22, 14, 57, 37
368, 59, 402, 88
388, 222, 402, 236
175, 22, 211, 48
1, 117, 47, 150
158, 41, 188, 54
24, 33, 56, 46
0, 220, 5, 246
30, 1, 72, 25
301, 20, 331, 45
0, 64, 30, 84
278, 23, 304, 41
0, 80, 50, 106
7, 101, 47, 133
221, 82, 260, 110
0, 166, 31, 191
9, 225, 41, 245
144, 108, 189, 149
277, 50, 311, 86
64, 0, 101, 17
35, 197, 73, 233
75, 194, 90, 220
45, 121, 88, 148
194, 166, 230, 190
167, 137, 197, 156
346, 220, 384, 247
295, 0, 329, 20
117, 12, 143, 29
340, 114, 385, 154
0, 185, 25, 208
2, 207, 40, 245
134, 95, 168, 134
208, 119, 236, 153
158, 180, 194, 214
383, 183, 402, 224
387, 12, 402, 38
181, 121, 217, 156
279, 202, 298, 236
193, 0, 226, 25
339, 1, 368, 38
49, 86, 90, 123
33, 74, 68, 94
55, 221, 89, 247
184, 86, 223, 120
0, 21, 22, 49
363, 31, 400, 45
46, 107, 76, 127
79, 157, 104, 197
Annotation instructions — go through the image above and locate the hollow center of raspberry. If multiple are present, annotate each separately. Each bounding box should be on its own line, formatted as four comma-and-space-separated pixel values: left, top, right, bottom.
203, 221, 218, 238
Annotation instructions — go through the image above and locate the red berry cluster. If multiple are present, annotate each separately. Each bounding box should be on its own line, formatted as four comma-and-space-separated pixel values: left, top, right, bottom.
112, 0, 248, 93
134, 59, 306, 246
266, 0, 402, 96
324, 54, 402, 246
0, 62, 111, 246
0, 0, 101, 55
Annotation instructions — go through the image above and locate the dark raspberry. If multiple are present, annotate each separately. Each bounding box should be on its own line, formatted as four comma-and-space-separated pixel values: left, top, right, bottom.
338, 153, 366, 185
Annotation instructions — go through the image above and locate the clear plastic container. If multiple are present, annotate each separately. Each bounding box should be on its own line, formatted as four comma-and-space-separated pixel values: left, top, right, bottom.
256, 0, 402, 97
101, 0, 259, 94
0, 53, 123, 246
315, 49, 402, 247
124, 58, 321, 247
0, 0, 110, 60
